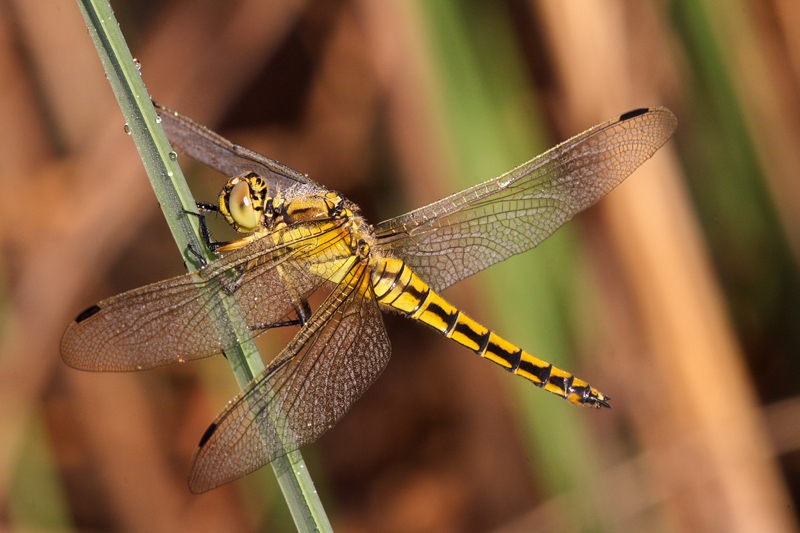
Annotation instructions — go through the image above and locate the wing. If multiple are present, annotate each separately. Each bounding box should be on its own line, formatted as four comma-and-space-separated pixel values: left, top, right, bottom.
154, 102, 318, 194
374, 108, 677, 292
60, 221, 347, 372
187, 263, 390, 493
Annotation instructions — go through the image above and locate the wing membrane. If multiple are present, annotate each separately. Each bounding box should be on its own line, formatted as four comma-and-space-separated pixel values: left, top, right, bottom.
60, 221, 349, 371
187, 264, 390, 493
154, 103, 317, 193
374, 108, 677, 292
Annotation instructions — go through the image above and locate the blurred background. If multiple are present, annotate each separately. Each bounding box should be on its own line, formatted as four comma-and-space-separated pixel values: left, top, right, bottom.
2, 0, 800, 531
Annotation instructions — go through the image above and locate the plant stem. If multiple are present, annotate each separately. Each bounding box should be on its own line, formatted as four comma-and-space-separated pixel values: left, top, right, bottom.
75, 0, 331, 530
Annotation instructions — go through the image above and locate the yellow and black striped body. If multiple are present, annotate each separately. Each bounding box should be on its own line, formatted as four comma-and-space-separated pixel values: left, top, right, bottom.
370, 257, 609, 407
201, 173, 609, 408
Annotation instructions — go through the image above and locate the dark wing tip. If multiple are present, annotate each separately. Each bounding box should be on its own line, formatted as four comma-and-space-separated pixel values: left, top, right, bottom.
197, 422, 218, 448
619, 108, 650, 121
74, 304, 101, 323
189, 422, 221, 493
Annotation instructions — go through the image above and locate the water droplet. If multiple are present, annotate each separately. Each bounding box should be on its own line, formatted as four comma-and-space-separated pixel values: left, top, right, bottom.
124, 123, 131, 134
169, 151, 177, 161
155, 115, 162, 124
133, 58, 141, 71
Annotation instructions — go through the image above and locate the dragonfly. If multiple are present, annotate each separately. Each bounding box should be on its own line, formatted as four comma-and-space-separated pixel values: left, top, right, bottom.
61, 103, 676, 493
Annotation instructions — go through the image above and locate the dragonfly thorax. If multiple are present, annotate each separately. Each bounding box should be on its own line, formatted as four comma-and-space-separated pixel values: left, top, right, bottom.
279, 191, 346, 225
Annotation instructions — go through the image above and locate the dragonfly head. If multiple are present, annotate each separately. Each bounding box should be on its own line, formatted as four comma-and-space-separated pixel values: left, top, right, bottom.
218, 173, 270, 233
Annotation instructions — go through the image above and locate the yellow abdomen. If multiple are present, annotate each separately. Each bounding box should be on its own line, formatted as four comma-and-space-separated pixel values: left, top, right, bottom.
370, 257, 609, 407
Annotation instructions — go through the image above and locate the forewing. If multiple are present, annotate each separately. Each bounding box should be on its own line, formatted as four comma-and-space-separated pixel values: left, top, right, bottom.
154, 103, 318, 193
188, 264, 390, 493
374, 108, 677, 292
60, 223, 338, 371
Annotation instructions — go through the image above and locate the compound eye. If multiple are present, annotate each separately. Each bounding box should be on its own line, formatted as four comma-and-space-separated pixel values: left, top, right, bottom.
228, 180, 258, 231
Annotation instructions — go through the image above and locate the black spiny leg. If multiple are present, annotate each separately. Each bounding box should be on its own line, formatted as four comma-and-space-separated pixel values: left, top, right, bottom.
194, 202, 223, 253
249, 298, 313, 333
186, 242, 208, 267
184, 202, 238, 254
296, 298, 312, 325
186, 201, 311, 333
181, 203, 218, 267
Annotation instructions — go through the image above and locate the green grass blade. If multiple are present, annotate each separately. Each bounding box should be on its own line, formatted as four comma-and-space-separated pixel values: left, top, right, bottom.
75, 0, 332, 530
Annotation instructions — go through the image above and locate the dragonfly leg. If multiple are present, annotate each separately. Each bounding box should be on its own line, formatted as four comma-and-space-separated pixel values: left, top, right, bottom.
183, 203, 237, 254
248, 298, 312, 333
249, 317, 305, 332
186, 242, 208, 267
195, 201, 218, 212
296, 298, 312, 325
